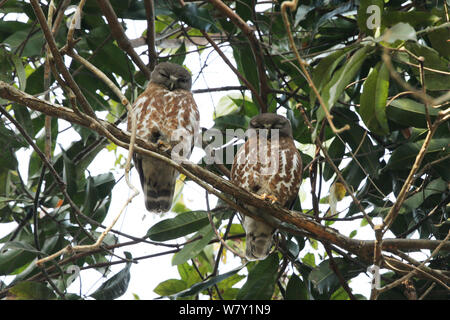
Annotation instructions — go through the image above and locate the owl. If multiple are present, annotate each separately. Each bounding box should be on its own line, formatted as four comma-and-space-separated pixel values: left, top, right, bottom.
128, 62, 200, 212
231, 113, 303, 260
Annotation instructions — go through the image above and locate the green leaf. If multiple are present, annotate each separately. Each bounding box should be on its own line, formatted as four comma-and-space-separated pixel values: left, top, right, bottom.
387, 98, 439, 128
9, 281, 56, 300
90, 252, 132, 300
214, 93, 243, 119
0, 238, 36, 276
310, 46, 356, 108
171, 264, 246, 298
387, 138, 449, 170
213, 114, 249, 131
10, 54, 26, 91
402, 178, 447, 211
302, 252, 316, 268
403, 42, 450, 91
1, 241, 42, 255
172, 3, 219, 32
318, 46, 372, 122
308, 258, 362, 296
146, 211, 210, 241
154, 279, 187, 296
236, 253, 279, 300
62, 152, 77, 198
335, 108, 383, 176
171, 224, 216, 266
286, 274, 308, 300
177, 262, 203, 287
323, 137, 345, 181
379, 22, 417, 43
359, 61, 390, 135
232, 38, 260, 96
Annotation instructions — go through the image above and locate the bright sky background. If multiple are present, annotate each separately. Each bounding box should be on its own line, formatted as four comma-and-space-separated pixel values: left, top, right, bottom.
1, 8, 429, 300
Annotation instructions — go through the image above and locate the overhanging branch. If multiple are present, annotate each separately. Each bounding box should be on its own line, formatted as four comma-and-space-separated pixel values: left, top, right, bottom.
1, 80, 449, 269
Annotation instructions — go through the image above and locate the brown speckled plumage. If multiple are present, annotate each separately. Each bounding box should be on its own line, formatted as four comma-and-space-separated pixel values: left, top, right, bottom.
231, 113, 302, 260
128, 63, 199, 212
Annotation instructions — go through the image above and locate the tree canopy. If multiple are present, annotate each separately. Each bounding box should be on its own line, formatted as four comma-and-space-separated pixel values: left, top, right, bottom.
0, 0, 449, 300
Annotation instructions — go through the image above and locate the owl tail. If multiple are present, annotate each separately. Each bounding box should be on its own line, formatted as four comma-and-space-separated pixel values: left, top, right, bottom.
242, 215, 275, 260
134, 155, 177, 213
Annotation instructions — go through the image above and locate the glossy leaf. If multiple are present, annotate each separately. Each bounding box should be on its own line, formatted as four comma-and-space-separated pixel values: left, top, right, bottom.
387, 98, 439, 128
387, 138, 449, 170
318, 46, 372, 123
90, 252, 132, 300
171, 224, 216, 266
171, 264, 246, 298
286, 274, 308, 300
236, 253, 279, 300
154, 279, 187, 296
308, 258, 362, 296
360, 61, 390, 135
9, 281, 56, 300
147, 211, 210, 241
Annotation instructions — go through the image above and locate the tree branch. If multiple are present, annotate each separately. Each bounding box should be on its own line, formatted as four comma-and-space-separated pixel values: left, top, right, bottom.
96, 0, 151, 80
1, 81, 449, 271
29, 0, 97, 118
144, 0, 158, 71
208, 0, 270, 112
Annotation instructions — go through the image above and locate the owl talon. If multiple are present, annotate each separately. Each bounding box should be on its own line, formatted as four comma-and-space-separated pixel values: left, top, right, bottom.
156, 139, 171, 151
256, 193, 278, 204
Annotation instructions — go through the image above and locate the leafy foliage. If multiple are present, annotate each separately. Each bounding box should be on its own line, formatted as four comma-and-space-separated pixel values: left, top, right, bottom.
0, 0, 448, 300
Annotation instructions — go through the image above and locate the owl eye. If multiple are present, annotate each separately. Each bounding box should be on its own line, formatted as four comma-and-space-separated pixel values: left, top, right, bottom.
179, 78, 187, 83
160, 71, 169, 78
273, 123, 284, 129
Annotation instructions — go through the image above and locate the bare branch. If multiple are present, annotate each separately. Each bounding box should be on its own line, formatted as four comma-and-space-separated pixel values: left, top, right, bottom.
96, 0, 151, 79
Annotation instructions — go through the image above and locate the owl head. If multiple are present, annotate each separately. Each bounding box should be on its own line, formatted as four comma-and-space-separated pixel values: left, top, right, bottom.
249, 113, 293, 138
150, 62, 192, 91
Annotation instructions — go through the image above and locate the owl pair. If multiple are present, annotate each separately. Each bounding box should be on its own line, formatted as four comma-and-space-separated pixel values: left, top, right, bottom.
128, 62, 302, 260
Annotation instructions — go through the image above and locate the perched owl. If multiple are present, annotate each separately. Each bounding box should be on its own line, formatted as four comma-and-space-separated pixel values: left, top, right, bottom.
128, 62, 199, 212
231, 113, 302, 260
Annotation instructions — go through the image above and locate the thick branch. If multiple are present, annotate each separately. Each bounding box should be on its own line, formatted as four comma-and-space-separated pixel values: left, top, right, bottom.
1, 81, 449, 267
144, 0, 158, 71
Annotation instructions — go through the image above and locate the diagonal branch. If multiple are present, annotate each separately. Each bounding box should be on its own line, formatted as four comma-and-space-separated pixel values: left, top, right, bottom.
208, 0, 270, 112
96, 0, 152, 79
1, 81, 449, 270
144, 0, 158, 71
29, 0, 96, 118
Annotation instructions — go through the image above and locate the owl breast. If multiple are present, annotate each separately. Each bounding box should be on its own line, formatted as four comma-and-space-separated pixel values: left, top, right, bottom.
231, 136, 302, 205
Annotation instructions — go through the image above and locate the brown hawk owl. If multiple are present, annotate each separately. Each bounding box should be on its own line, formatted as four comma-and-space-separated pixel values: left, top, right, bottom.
128, 62, 200, 212
231, 113, 302, 260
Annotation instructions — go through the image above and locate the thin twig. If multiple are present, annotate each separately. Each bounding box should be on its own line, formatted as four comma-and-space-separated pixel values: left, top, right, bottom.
281, 0, 350, 134
200, 30, 266, 111
29, 0, 96, 118
205, 190, 246, 260
208, 0, 270, 112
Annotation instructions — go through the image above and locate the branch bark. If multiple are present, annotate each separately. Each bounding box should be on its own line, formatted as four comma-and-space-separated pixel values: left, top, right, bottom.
96, 0, 151, 79
208, 0, 270, 112
1, 80, 449, 269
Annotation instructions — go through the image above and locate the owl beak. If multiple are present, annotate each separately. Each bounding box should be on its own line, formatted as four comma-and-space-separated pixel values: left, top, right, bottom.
169, 75, 178, 90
